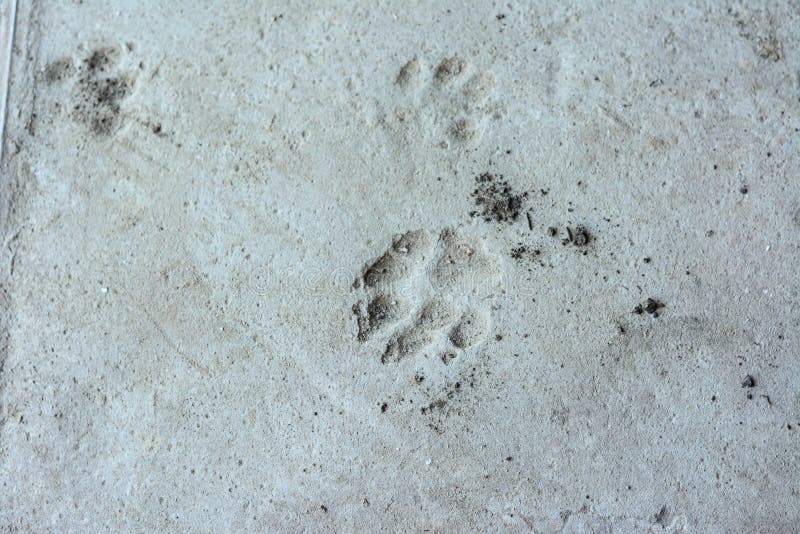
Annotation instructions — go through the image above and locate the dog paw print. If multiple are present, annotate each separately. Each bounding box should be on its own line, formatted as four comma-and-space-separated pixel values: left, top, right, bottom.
385, 54, 501, 146
353, 228, 501, 365
41, 45, 136, 136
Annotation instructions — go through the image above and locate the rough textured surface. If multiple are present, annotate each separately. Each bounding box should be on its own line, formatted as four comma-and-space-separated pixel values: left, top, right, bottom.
1, 1, 799, 531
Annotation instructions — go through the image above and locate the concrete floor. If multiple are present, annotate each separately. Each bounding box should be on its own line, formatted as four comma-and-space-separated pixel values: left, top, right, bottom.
1, 1, 799, 531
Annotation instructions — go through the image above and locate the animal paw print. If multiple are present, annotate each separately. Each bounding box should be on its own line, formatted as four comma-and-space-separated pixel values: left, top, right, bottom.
385, 54, 500, 146
41, 45, 135, 136
353, 228, 501, 365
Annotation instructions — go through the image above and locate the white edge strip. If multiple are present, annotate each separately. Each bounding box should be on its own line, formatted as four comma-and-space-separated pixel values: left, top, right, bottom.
0, 0, 18, 164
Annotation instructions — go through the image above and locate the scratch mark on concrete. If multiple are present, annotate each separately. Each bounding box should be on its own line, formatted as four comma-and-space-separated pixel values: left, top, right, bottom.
119, 286, 210, 375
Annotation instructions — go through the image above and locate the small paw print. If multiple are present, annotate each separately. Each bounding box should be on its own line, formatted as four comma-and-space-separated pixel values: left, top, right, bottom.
382, 54, 501, 147
41, 44, 136, 136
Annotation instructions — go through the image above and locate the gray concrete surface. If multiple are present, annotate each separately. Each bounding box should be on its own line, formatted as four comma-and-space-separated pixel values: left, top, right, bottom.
1, 1, 799, 531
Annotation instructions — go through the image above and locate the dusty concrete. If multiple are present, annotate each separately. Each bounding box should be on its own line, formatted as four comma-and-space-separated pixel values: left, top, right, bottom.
1, 1, 799, 531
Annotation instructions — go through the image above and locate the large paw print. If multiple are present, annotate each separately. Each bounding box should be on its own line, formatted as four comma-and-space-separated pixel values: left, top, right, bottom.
384, 54, 501, 147
353, 228, 501, 365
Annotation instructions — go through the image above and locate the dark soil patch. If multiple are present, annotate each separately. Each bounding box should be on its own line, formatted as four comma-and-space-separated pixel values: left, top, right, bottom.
634, 298, 665, 317
564, 226, 591, 247
470, 172, 529, 224
71, 47, 132, 136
